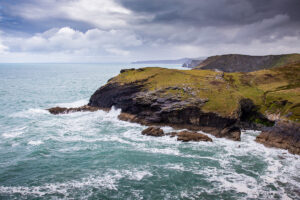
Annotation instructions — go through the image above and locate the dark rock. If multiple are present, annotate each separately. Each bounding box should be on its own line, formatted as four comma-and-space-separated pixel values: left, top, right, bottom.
48, 107, 68, 114
166, 132, 178, 137
141, 127, 165, 137
47, 105, 102, 115
120, 68, 135, 73
177, 131, 212, 142
88, 81, 240, 141
238, 98, 274, 129
219, 126, 241, 141
256, 121, 300, 155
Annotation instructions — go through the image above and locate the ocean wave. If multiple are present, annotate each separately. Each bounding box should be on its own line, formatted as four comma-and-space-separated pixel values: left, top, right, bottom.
10, 109, 49, 118
28, 140, 44, 146
2, 127, 27, 138
0, 169, 152, 198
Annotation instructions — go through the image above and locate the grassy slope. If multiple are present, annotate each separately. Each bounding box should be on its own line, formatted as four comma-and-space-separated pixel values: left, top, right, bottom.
272, 54, 300, 67
111, 62, 300, 122
195, 53, 300, 70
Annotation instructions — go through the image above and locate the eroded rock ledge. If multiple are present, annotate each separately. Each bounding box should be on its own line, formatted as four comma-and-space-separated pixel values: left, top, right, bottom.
47, 105, 103, 114
256, 122, 300, 154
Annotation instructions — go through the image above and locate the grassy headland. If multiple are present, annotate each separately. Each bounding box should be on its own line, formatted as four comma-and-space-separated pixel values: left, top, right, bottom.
110, 62, 300, 123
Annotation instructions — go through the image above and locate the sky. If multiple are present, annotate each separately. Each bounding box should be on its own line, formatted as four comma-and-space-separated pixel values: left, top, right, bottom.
0, 0, 300, 63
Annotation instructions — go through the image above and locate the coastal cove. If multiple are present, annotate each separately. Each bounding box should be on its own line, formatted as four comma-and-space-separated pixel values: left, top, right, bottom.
1, 63, 299, 199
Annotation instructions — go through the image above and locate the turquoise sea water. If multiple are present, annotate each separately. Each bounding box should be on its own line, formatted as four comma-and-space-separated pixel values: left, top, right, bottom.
0, 63, 299, 200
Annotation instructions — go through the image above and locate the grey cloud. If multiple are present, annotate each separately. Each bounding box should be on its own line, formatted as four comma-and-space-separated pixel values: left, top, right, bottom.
1, 0, 300, 62
120, 0, 300, 48
119, 0, 300, 26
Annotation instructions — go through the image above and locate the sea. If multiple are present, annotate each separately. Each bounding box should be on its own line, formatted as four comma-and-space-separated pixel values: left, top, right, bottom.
0, 63, 299, 200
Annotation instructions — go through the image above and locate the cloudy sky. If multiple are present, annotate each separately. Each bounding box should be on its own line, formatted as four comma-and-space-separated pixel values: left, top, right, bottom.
0, 0, 300, 62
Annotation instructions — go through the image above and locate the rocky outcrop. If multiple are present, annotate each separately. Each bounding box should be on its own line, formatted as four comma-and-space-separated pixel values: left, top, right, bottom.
88, 79, 242, 141
142, 127, 164, 137
140, 127, 213, 142
182, 59, 203, 68
195, 54, 300, 72
47, 105, 102, 114
256, 122, 300, 154
47, 62, 300, 154
177, 131, 212, 142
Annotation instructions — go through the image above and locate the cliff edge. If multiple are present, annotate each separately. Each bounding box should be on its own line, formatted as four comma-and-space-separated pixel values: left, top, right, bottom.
194, 54, 300, 72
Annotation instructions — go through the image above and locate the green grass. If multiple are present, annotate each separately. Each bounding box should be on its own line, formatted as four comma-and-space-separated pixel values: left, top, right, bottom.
110, 63, 300, 122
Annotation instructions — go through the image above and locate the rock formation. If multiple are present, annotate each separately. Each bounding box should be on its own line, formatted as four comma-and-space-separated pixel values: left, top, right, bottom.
177, 131, 212, 142
141, 127, 164, 137
256, 122, 300, 154
48, 55, 300, 154
48, 105, 102, 114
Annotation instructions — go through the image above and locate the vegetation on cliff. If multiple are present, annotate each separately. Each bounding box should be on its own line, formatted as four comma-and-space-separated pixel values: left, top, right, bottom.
110, 62, 300, 123
48, 56, 300, 154
194, 53, 300, 72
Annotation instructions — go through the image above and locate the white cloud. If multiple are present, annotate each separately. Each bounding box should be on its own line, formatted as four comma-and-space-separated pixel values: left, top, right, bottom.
0, 27, 144, 62
0, 42, 8, 53
5, 27, 142, 55
12, 0, 132, 29
0, 33, 8, 53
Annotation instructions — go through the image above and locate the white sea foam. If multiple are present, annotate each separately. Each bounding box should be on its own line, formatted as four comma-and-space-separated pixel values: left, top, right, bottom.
2, 127, 26, 138
5, 102, 299, 199
163, 163, 185, 171
0, 169, 152, 198
28, 140, 44, 146
193, 130, 300, 199
11, 108, 49, 118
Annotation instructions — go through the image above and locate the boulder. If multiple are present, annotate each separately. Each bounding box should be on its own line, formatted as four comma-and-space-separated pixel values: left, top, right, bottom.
219, 126, 241, 141
166, 132, 178, 137
141, 127, 165, 137
256, 121, 300, 155
177, 131, 212, 142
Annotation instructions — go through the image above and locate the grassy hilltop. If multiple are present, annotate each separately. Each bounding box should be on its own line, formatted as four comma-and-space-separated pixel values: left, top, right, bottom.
111, 62, 300, 123
195, 53, 300, 72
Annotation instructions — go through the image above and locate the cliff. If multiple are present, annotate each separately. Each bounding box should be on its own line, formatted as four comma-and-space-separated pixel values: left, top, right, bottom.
194, 54, 300, 72
182, 59, 204, 68
87, 62, 300, 151
48, 59, 300, 154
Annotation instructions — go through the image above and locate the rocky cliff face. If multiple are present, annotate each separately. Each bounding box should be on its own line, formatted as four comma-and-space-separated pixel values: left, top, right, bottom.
195, 54, 300, 72
182, 59, 203, 68
256, 122, 300, 154
48, 60, 300, 154
88, 76, 242, 141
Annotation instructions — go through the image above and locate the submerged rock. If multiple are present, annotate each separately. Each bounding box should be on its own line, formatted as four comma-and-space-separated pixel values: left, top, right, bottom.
256, 122, 300, 155
141, 127, 213, 142
141, 127, 165, 137
177, 131, 212, 142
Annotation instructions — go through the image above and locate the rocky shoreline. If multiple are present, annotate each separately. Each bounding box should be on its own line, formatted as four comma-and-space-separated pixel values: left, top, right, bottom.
47, 102, 300, 154
47, 65, 300, 155
87, 77, 244, 141
256, 121, 300, 155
